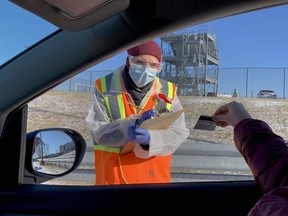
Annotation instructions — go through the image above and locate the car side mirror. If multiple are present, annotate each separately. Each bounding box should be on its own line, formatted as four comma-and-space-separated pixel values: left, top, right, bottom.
24, 128, 86, 184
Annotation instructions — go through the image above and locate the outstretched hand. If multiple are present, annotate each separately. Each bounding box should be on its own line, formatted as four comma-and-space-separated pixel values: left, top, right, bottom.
212, 101, 252, 127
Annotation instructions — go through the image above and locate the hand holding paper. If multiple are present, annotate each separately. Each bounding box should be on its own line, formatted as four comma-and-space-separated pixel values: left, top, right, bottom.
127, 125, 150, 145
127, 109, 156, 145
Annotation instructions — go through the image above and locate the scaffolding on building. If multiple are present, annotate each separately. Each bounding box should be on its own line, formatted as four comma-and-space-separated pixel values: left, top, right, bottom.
160, 25, 219, 96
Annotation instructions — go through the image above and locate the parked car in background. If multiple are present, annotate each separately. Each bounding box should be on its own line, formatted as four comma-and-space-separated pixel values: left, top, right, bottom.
257, 90, 277, 99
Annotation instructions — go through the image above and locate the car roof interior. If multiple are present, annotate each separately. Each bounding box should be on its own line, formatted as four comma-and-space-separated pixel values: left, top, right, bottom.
11, 0, 288, 33
2, 0, 288, 215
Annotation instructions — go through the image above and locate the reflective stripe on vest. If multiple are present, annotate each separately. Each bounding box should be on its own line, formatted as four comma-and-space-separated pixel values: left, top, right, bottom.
95, 71, 126, 121
94, 145, 120, 153
95, 70, 176, 122
154, 78, 175, 111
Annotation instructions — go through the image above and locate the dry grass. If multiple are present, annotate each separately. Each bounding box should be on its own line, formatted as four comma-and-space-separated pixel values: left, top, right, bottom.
182, 96, 288, 144
28, 91, 92, 141
28, 91, 288, 145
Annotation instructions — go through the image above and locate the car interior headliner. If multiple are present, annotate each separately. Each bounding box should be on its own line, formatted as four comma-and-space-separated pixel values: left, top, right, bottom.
10, 0, 288, 32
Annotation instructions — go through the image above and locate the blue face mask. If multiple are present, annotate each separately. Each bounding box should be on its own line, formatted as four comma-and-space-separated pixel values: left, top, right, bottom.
128, 64, 158, 87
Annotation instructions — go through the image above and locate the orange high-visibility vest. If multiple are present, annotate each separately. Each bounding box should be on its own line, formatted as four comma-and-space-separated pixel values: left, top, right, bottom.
94, 69, 176, 185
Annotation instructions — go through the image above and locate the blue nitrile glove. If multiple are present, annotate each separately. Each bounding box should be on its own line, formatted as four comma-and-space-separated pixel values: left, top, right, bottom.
127, 125, 150, 145
135, 109, 158, 127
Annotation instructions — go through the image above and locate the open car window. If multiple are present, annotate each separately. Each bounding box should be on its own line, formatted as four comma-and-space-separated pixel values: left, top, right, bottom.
26, 4, 288, 185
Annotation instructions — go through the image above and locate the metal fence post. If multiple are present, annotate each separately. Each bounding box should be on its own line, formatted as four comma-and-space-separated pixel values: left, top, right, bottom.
89, 71, 93, 93
245, 68, 249, 98
284, 68, 286, 99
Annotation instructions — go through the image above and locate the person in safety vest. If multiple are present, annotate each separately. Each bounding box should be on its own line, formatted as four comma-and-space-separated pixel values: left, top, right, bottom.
85, 40, 190, 185
212, 101, 288, 215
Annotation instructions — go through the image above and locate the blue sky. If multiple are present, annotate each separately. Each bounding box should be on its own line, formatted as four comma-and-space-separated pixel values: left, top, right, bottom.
2, 2, 288, 97
37, 131, 73, 154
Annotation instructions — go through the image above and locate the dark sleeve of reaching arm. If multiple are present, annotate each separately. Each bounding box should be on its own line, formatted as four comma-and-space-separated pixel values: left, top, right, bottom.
233, 119, 288, 193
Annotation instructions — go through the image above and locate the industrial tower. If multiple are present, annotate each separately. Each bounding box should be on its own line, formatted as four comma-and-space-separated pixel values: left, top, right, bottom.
159, 25, 219, 96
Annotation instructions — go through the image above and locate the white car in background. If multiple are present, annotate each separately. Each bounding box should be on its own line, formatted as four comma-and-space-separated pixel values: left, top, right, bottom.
257, 90, 277, 99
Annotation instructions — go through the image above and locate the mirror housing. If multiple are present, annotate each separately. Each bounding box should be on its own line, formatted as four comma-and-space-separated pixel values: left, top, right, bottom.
24, 128, 86, 184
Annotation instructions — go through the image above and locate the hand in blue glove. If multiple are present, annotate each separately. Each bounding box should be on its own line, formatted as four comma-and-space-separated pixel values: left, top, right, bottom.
127, 125, 150, 145
135, 109, 158, 127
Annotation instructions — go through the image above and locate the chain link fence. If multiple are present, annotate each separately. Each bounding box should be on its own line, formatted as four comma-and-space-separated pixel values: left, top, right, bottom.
217, 67, 288, 99
52, 67, 288, 99
52, 70, 113, 93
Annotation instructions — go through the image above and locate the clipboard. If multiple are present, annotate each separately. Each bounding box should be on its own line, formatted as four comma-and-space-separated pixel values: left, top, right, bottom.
119, 109, 184, 155
139, 109, 184, 130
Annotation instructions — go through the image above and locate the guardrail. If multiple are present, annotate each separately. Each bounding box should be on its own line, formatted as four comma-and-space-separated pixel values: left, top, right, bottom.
34, 151, 76, 174
171, 140, 253, 181
49, 139, 253, 185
